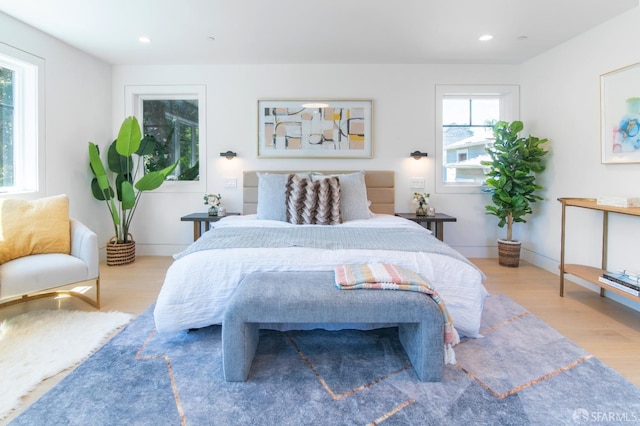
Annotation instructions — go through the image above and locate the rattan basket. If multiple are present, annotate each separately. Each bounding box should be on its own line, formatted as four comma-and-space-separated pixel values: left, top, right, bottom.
497, 239, 521, 268
106, 235, 136, 266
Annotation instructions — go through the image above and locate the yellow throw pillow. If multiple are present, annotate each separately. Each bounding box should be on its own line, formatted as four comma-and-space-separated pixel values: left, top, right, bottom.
0, 194, 70, 264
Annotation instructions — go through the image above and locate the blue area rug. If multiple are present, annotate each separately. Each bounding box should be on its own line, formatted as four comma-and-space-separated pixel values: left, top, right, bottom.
11, 295, 640, 425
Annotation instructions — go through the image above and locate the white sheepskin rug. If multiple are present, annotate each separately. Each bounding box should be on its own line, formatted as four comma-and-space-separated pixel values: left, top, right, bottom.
0, 309, 133, 420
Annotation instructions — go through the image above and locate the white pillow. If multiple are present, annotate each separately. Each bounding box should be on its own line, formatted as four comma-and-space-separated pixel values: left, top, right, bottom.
311, 171, 369, 221
257, 172, 310, 221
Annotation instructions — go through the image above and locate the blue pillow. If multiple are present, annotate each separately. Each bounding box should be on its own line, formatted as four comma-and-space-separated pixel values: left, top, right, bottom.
311, 171, 369, 221
257, 172, 310, 221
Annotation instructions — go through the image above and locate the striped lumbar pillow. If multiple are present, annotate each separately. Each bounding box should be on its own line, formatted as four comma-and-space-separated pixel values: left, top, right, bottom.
285, 174, 341, 225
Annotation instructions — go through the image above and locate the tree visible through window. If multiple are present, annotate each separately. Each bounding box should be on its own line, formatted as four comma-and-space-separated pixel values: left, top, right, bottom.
0, 47, 44, 195
142, 99, 199, 181
0, 66, 14, 188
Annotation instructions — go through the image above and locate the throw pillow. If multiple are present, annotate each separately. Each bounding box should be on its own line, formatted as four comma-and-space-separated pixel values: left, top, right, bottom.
0, 194, 71, 264
311, 171, 369, 221
256, 172, 310, 221
285, 174, 341, 225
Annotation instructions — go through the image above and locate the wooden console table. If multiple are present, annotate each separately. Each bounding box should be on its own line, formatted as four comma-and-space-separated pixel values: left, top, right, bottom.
558, 197, 640, 302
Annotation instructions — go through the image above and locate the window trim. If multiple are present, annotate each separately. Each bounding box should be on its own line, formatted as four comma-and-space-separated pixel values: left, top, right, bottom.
0, 43, 45, 197
435, 84, 519, 194
125, 85, 207, 193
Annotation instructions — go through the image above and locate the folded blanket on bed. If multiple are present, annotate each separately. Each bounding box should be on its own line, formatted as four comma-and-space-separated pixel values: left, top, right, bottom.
174, 226, 482, 276
334, 263, 460, 364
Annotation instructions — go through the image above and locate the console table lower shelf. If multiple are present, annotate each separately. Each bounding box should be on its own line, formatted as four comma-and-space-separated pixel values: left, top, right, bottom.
561, 263, 640, 302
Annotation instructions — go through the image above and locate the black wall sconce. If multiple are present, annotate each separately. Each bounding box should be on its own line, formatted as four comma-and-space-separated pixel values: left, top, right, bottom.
410, 151, 428, 160
220, 150, 237, 159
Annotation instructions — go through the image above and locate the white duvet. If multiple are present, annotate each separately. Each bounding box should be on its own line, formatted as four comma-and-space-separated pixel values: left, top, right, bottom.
154, 214, 488, 337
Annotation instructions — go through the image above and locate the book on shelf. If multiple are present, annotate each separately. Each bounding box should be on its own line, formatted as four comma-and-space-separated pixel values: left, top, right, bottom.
598, 276, 640, 297
601, 271, 640, 291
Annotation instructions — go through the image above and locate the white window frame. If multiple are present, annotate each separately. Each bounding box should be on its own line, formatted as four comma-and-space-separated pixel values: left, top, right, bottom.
435, 84, 519, 194
0, 44, 45, 196
125, 85, 207, 193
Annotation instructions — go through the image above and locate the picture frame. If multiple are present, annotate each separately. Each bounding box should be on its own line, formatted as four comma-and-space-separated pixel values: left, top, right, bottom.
601, 62, 640, 164
257, 99, 373, 158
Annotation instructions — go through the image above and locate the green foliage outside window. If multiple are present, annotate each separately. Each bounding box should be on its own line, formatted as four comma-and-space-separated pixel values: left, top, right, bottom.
142, 99, 200, 181
0, 67, 14, 187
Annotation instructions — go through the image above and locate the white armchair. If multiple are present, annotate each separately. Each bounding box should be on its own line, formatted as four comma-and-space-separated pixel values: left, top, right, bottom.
0, 218, 100, 309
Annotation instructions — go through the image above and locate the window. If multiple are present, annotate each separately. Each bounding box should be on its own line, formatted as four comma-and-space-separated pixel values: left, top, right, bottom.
141, 99, 199, 180
126, 85, 206, 192
0, 45, 44, 195
435, 85, 519, 194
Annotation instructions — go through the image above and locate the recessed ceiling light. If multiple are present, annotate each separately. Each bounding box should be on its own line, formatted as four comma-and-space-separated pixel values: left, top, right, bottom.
478, 34, 493, 42
138, 36, 151, 44
517, 35, 528, 41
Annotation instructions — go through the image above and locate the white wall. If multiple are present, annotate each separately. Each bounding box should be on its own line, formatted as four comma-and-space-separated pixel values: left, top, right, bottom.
521, 7, 640, 309
0, 12, 112, 238
112, 64, 519, 256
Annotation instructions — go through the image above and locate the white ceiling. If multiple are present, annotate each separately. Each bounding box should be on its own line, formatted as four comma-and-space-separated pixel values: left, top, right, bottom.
0, 0, 637, 65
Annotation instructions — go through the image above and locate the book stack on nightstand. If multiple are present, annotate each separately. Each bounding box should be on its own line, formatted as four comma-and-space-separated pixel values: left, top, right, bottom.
598, 271, 640, 297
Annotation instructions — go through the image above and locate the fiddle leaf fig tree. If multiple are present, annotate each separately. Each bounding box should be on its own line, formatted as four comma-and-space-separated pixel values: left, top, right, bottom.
481, 120, 548, 242
89, 116, 177, 243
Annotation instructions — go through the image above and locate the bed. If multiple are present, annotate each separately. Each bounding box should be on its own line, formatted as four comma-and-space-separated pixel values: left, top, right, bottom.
154, 170, 488, 338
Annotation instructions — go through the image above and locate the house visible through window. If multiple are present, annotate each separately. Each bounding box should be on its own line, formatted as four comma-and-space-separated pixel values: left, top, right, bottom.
0, 47, 43, 195
442, 97, 499, 184
457, 149, 468, 163
435, 85, 519, 194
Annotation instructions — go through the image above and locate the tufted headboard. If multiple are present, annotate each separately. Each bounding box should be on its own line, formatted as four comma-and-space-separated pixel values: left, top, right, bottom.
243, 170, 395, 215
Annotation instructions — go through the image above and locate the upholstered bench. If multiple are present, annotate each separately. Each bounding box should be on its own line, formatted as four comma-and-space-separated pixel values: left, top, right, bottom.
222, 271, 444, 382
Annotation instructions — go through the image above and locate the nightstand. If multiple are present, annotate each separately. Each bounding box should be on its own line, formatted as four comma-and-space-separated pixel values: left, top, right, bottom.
181, 212, 240, 241
394, 212, 457, 242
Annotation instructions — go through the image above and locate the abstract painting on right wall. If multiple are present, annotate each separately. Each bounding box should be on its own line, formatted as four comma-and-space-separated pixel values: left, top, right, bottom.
601, 62, 640, 163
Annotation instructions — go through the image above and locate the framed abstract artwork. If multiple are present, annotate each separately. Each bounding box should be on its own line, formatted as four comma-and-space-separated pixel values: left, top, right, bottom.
601, 62, 640, 164
257, 99, 373, 158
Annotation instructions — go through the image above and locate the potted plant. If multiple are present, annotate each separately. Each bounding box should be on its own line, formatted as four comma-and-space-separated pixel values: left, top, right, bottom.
89, 116, 177, 265
481, 120, 548, 267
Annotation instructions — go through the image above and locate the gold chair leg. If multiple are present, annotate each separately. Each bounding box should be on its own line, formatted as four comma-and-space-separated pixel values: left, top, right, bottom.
0, 277, 101, 310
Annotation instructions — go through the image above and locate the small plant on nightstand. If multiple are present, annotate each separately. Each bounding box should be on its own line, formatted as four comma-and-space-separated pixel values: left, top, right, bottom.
204, 193, 222, 216
412, 192, 430, 216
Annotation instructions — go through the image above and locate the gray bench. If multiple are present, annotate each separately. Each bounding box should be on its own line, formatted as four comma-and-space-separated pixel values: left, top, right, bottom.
222, 271, 444, 382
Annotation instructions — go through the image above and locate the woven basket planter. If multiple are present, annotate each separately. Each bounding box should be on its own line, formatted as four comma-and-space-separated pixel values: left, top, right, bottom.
106, 235, 136, 266
497, 239, 521, 268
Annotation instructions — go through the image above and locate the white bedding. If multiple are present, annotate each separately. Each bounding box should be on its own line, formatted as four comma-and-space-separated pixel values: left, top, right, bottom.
154, 214, 488, 337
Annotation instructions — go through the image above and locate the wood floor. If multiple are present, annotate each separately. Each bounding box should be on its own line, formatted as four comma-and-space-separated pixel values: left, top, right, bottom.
2, 256, 639, 423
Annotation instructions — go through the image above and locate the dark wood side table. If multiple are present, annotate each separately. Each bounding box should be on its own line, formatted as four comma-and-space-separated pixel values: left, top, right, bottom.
394, 212, 457, 242
181, 212, 240, 241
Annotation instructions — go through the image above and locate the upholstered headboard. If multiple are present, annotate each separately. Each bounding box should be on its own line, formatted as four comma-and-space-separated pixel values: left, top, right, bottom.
243, 170, 395, 215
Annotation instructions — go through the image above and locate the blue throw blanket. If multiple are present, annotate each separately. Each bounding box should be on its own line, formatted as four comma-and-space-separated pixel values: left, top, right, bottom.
174, 226, 476, 269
